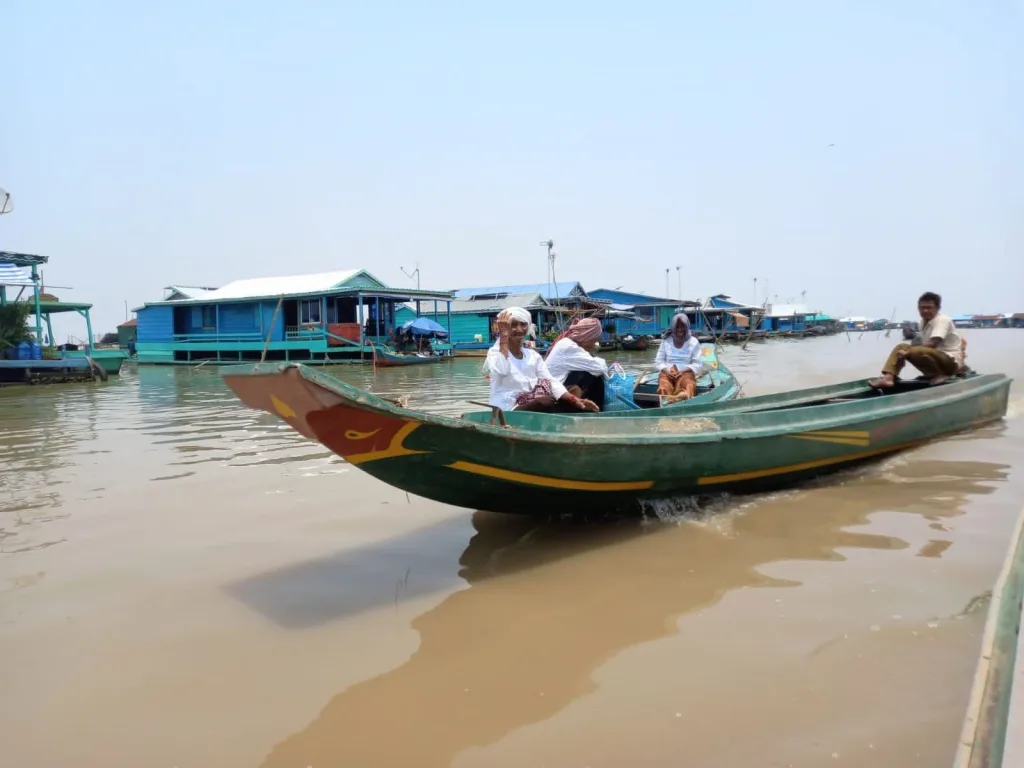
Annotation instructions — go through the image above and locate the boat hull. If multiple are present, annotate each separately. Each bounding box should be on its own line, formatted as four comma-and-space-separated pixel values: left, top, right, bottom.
64, 348, 126, 375
223, 365, 1012, 515
372, 349, 446, 367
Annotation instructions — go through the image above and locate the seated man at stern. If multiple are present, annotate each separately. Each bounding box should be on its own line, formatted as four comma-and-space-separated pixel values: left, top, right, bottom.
870, 292, 964, 389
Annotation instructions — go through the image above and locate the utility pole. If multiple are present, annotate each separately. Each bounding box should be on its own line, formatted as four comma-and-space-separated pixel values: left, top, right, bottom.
676, 266, 681, 300
665, 268, 669, 298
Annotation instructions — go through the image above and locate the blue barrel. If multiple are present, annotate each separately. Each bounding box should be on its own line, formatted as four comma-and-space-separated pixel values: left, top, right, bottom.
17, 341, 31, 360
30, 342, 42, 360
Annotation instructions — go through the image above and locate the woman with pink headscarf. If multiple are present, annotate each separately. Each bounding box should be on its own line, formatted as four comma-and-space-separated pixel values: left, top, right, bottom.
544, 317, 609, 409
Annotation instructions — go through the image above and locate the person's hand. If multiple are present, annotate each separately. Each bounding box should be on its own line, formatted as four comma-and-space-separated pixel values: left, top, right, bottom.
896, 348, 909, 360
578, 398, 599, 412
495, 310, 513, 340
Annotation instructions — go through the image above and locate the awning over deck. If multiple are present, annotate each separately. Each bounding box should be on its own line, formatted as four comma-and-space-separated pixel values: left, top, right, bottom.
0, 262, 35, 287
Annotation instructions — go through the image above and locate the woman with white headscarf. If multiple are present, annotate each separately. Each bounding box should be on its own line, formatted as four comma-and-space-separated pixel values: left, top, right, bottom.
484, 307, 600, 413
654, 312, 703, 401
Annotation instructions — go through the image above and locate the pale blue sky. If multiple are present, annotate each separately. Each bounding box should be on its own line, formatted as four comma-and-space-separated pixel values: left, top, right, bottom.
3, 1, 1021, 334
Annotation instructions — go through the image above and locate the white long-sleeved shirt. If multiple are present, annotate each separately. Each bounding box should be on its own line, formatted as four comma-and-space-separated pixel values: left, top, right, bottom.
484, 343, 568, 411
655, 336, 704, 375
544, 338, 609, 383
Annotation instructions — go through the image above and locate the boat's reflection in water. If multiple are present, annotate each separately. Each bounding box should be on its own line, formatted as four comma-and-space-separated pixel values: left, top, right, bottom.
255, 455, 1009, 768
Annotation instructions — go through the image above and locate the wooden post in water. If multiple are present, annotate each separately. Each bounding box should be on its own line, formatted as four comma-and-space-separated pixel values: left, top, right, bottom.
259, 296, 284, 366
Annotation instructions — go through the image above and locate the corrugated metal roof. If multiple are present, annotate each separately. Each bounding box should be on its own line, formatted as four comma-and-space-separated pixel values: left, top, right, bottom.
452, 282, 584, 301
165, 285, 218, 300
201, 270, 363, 301
589, 288, 681, 305
767, 303, 811, 317
449, 292, 548, 314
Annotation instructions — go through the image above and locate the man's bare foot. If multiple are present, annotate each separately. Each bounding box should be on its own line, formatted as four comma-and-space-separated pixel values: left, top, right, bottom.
929, 375, 949, 386
869, 374, 896, 389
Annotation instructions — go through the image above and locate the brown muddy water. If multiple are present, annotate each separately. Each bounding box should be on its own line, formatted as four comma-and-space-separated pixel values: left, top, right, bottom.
2, 331, 1023, 767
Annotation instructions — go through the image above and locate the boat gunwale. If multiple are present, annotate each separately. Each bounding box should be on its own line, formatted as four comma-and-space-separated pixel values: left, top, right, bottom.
222, 363, 1012, 447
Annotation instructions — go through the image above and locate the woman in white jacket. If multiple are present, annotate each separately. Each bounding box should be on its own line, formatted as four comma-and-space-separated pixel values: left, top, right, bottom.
654, 313, 703, 401
544, 317, 608, 408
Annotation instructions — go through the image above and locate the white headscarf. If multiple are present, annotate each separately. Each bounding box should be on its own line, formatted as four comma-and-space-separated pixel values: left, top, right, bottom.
504, 307, 531, 324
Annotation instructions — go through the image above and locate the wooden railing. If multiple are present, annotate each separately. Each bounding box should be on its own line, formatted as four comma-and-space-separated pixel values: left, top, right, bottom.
285, 325, 326, 341
172, 333, 263, 344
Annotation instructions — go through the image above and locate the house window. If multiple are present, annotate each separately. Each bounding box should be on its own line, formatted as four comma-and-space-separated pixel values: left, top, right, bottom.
299, 299, 322, 324
200, 306, 216, 329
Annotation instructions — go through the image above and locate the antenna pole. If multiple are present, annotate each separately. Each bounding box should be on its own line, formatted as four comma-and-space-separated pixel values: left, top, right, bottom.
540, 239, 563, 332
400, 265, 421, 289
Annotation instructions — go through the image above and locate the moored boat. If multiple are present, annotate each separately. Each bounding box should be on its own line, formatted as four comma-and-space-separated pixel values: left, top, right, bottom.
222, 365, 1011, 515
619, 335, 651, 351
371, 346, 450, 367
62, 346, 127, 375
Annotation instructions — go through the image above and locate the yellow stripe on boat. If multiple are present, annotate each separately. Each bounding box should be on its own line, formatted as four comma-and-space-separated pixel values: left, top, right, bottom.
796, 430, 870, 438
788, 435, 870, 447
447, 461, 654, 491
785, 429, 870, 447
345, 422, 428, 465
697, 437, 930, 486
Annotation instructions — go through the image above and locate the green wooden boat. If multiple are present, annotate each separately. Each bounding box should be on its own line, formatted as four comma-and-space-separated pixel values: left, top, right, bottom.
63, 347, 127, 375
222, 364, 1011, 515
954, 504, 1024, 768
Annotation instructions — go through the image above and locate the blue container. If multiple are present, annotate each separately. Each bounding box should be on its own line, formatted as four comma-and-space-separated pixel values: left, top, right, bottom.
16, 341, 31, 360
30, 342, 42, 360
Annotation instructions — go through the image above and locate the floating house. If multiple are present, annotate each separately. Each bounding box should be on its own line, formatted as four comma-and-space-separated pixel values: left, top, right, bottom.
396, 281, 603, 348
971, 314, 1007, 329
587, 289, 686, 338
133, 269, 453, 364
838, 316, 883, 331
396, 290, 549, 348
1010, 313, 1024, 329
764, 303, 810, 333
695, 295, 764, 336
952, 314, 976, 329
117, 318, 138, 350
0, 251, 120, 381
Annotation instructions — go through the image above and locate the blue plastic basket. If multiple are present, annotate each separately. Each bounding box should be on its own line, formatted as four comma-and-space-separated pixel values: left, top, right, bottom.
603, 363, 639, 411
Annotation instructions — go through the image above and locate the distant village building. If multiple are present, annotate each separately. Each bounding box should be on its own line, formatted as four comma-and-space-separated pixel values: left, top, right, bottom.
133, 269, 453, 364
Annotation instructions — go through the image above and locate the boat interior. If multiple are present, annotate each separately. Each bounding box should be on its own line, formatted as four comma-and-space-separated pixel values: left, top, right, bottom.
459, 373, 990, 433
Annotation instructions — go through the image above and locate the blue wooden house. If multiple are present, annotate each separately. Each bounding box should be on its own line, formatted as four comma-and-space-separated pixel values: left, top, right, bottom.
764, 303, 810, 333
587, 288, 690, 338
695, 295, 764, 336
396, 290, 550, 348
133, 269, 453, 364
971, 314, 1007, 329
